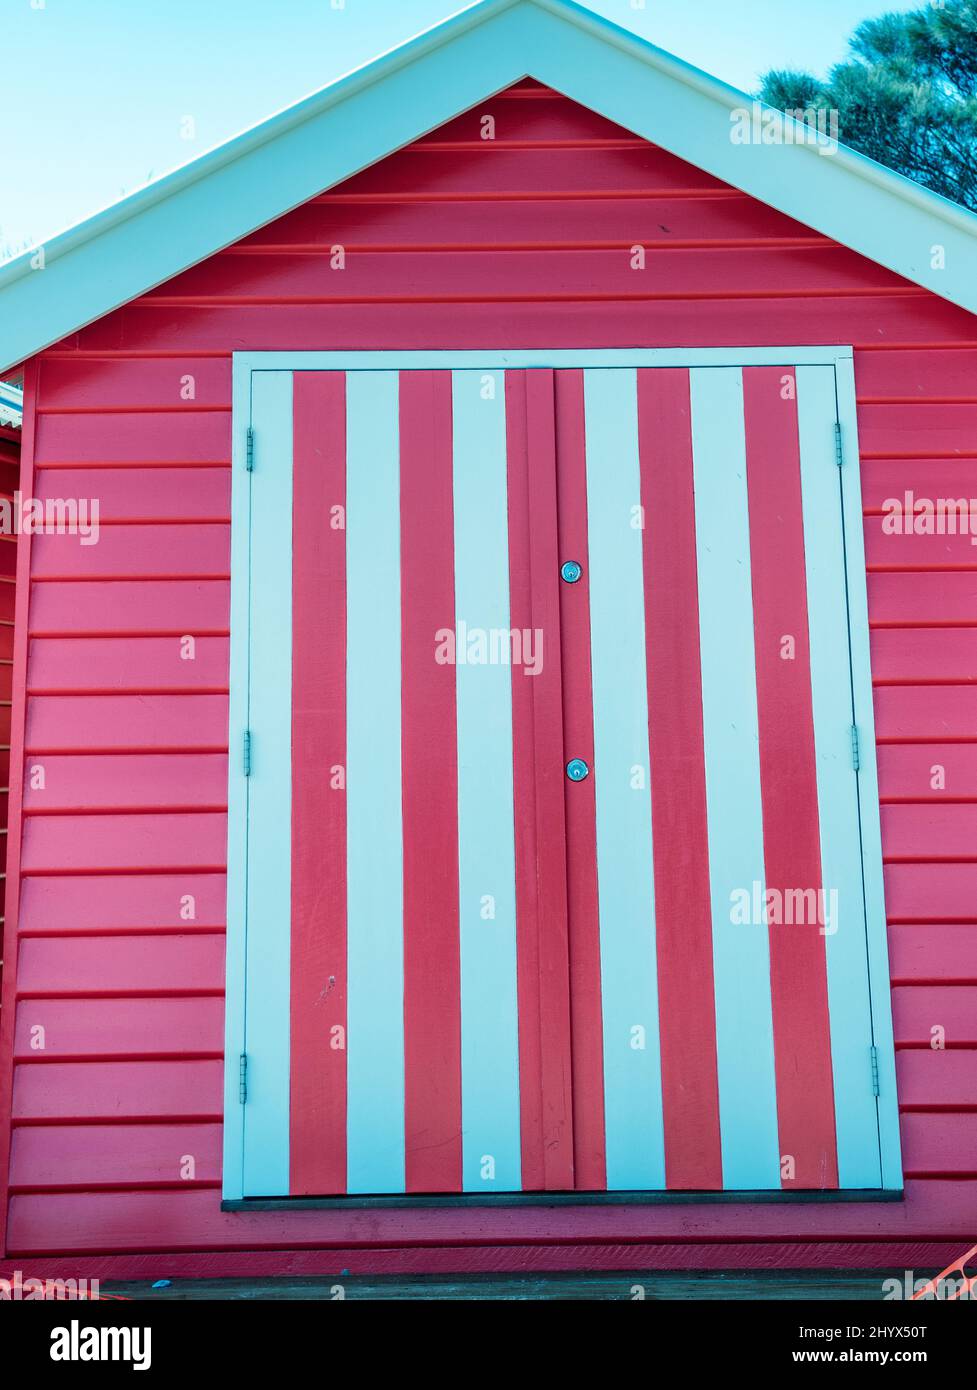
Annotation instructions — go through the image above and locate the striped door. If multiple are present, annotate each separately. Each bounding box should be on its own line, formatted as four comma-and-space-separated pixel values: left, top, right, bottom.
238, 363, 886, 1197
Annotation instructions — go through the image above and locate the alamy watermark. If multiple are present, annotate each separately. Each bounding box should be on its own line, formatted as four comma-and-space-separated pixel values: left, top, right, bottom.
1, 1270, 100, 1299
730, 100, 839, 155
881, 491, 977, 542
435, 621, 543, 676
0, 491, 99, 544
729, 882, 839, 936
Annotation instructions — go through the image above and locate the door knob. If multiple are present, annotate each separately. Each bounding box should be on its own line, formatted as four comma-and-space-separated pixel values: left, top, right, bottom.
561, 560, 583, 584
566, 758, 590, 781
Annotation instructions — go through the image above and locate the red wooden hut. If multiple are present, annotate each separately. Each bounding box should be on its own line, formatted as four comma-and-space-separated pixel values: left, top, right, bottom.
0, 0, 974, 1287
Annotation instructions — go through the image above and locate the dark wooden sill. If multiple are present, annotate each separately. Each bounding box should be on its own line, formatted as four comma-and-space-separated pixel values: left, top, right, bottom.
223, 1187, 904, 1211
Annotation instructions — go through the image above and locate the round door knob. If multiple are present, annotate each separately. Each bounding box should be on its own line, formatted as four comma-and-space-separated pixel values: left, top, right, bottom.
561, 560, 583, 584
566, 758, 590, 782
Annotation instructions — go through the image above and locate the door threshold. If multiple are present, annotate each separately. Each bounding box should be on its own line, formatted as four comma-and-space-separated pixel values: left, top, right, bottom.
223, 1188, 903, 1211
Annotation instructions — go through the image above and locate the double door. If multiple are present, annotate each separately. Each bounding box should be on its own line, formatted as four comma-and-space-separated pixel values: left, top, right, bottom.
228, 356, 897, 1199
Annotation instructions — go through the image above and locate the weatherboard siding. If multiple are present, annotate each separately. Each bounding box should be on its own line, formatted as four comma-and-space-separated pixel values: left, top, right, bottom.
0, 427, 18, 1024
2, 86, 976, 1270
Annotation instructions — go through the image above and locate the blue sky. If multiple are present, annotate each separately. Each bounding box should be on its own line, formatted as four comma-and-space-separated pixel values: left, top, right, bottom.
0, 0, 921, 258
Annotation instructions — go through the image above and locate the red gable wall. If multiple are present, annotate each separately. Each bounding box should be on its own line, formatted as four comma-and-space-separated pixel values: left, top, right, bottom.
1, 84, 976, 1278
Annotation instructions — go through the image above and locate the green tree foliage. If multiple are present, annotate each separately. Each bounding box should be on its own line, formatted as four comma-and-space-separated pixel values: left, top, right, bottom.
759, 0, 977, 210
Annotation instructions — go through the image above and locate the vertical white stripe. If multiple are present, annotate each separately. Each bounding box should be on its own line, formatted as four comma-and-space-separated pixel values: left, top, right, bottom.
452, 370, 522, 1191
797, 364, 881, 1187
345, 370, 406, 1194
584, 368, 666, 1190
242, 370, 293, 1197
690, 367, 780, 1189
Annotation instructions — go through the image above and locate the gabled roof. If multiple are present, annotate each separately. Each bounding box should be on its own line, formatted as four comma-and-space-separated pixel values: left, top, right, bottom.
2, 0, 976, 373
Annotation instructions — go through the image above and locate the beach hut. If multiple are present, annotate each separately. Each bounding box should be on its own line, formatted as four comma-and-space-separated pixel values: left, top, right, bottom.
0, 0, 974, 1287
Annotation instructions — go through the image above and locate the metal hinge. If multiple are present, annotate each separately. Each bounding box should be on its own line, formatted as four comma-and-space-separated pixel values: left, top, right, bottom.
833, 420, 844, 467
243, 729, 252, 777
245, 426, 255, 472
239, 1053, 248, 1104
850, 724, 860, 771
869, 1045, 880, 1097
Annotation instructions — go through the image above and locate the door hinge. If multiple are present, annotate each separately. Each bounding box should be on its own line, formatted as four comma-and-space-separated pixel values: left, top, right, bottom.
243, 729, 252, 777
239, 1052, 248, 1104
850, 723, 860, 771
869, 1044, 880, 1097
245, 426, 255, 472
833, 420, 844, 467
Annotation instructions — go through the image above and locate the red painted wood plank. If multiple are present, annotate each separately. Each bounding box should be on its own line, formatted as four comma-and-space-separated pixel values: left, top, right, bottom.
861, 459, 977, 512
25, 694, 229, 752
884, 864, 977, 922
878, 744, 977, 801
0, 1239, 972, 1279
33, 412, 229, 465
857, 403, 977, 456
289, 371, 347, 1197
864, 524, 977, 571
337, 145, 727, 197
0, 538, 18, 578
554, 368, 605, 1192
5, 1180, 976, 1256
411, 97, 643, 146
9, 1124, 221, 1191
892, 986, 977, 1044
20, 812, 227, 874
71, 296, 977, 356
867, 572, 977, 626
874, 686, 977, 742
33, 468, 230, 522
27, 637, 229, 693
399, 371, 462, 1194
13, 997, 224, 1058
18, 873, 226, 932
506, 370, 575, 1192
30, 525, 230, 580
11, 1060, 222, 1121
147, 247, 902, 304
900, 1113, 977, 1174
881, 804, 977, 861
16, 933, 224, 996
37, 357, 231, 411
637, 368, 722, 1190
241, 195, 816, 251
872, 630, 977, 684
22, 753, 227, 812
744, 365, 838, 1190
29, 580, 230, 636
897, 1048, 977, 1107
855, 349, 977, 400
888, 926, 977, 983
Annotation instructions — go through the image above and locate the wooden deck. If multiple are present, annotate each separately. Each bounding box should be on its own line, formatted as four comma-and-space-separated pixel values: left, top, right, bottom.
101, 1270, 901, 1300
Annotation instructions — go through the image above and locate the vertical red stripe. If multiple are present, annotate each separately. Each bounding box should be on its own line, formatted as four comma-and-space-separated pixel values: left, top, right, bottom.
290, 371, 347, 1195
743, 366, 838, 1189
554, 369, 606, 1191
506, 369, 575, 1191
637, 368, 723, 1190
400, 371, 462, 1193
